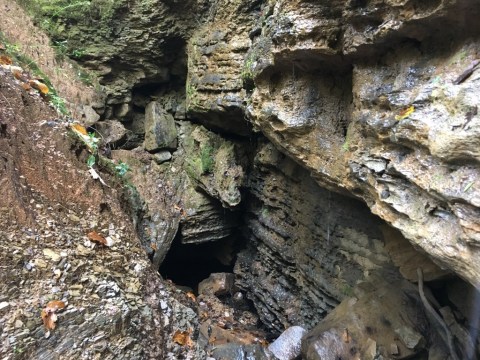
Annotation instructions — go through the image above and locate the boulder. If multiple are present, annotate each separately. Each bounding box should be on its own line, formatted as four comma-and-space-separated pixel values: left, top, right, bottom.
301, 273, 430, 360
198, 273, 235, 296
268, 326, 307, 360
144, 101, 178, 152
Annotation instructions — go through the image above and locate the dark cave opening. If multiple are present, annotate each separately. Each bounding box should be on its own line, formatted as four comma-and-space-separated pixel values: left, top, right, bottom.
159, 234, 242, 292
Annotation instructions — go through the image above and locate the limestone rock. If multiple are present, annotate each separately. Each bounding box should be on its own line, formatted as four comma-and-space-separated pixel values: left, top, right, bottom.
144, 101, 178, 152
247, 0, 480, 288
180, 180, 241, 244
268, 326, 306, 360
198, 273, 235, 296
301, 273, 429, 360
95, 120, 129, 147
211, 343, 272, 360
184, 125, 244, 208
154, 150, 172, 164
185, 0, 257, 135
235, 142, 393, 333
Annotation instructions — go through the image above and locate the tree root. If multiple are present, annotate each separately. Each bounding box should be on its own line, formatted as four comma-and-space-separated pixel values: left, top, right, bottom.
417, 268, 460, 360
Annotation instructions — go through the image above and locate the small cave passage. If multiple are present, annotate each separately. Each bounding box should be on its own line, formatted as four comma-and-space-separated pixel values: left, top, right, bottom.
159, 236, 239, 292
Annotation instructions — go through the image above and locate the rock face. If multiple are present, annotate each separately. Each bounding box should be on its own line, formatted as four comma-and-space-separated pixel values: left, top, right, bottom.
235, 141, 400, 333
246, 0, 480, 288
302, 272, 433, 360
9, 0, 480, 358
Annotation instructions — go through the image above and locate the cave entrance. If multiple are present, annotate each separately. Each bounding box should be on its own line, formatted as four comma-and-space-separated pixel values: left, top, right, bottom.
159, 235, 242, 292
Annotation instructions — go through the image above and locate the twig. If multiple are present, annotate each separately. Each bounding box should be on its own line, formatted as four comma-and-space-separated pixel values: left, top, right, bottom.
453, 59, 480, 85
417, 268, 459, 360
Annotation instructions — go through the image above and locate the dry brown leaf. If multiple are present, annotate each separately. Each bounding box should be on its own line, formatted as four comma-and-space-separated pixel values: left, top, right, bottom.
29, 79, 49, 95
172, 330, 195, 348
46, 300, 66, 311
41, 309, 57, 330
13, 70, 27, 82
0, 55, 12, 65
0, 43, 5, 51
71, 123, 88, 136
88, 231, 108, 246
21, 83, 32, 91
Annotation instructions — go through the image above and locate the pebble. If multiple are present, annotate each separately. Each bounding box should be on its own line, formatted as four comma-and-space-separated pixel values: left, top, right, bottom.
15, 319, 24, 328
43, 248, 61, 262
0, 301, 10, 310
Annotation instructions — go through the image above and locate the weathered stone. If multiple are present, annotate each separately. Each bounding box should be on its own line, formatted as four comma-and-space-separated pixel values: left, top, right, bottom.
153, 151, 172, 164
268, 326, 306, 360
302, 273, 429, 360
185, 0, 256, 135
95, 120, 129, 147
394, 326, 425, 350
198, 273, 235, 296
235, 143, 393, 333
246, 1, 480, 288
144, 101, 178, 152
211, 343, 272, 360
183, 125, 244, 208
77, 104, 101, 127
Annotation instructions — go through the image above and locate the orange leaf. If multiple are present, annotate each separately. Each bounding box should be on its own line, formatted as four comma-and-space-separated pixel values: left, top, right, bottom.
70, 123, 88, 136
172, 330, 194, 348
395, 105, 415, 121
29, 80, 49, 95
186, 292, 196, 302
88, 231, 108, 246
13, 69, 27, 82
0, 55, 12, 65
21, 83, 32, 91
46, 300, 66, 311
41, 309, 58, 330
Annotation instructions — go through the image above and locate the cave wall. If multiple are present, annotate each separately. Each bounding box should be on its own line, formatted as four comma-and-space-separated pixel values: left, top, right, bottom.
17, 0, 480, 340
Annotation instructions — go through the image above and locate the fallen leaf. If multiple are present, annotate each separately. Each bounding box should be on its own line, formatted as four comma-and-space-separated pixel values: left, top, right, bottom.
29, 79, 49, 95
186, 292, 196, 302
0, 43, 5, 50
13, 69, 27, 82
88, 231, 108, 246
40, 300, 66, 330
395, 105, 415, 121
46, 300, 66, 311
70, 123, 88, 136
172, 330, 195, 348
41, 309, 57, 330
21, 83, 32, 91
0, 55, 12, 65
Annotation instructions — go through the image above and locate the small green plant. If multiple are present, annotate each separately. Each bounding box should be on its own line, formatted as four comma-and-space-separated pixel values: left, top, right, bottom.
115, 161, 130, 177
49, 93, 69, 115
186, 82, 199, 109
86, 154, 96, 168
0, 31, 71, 116
70, 48, 86, 59
241, 54, 256, 92
200, 144, 215, 174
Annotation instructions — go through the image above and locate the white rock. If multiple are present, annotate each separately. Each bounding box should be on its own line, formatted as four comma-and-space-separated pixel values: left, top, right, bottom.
268, 326, 307, 360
